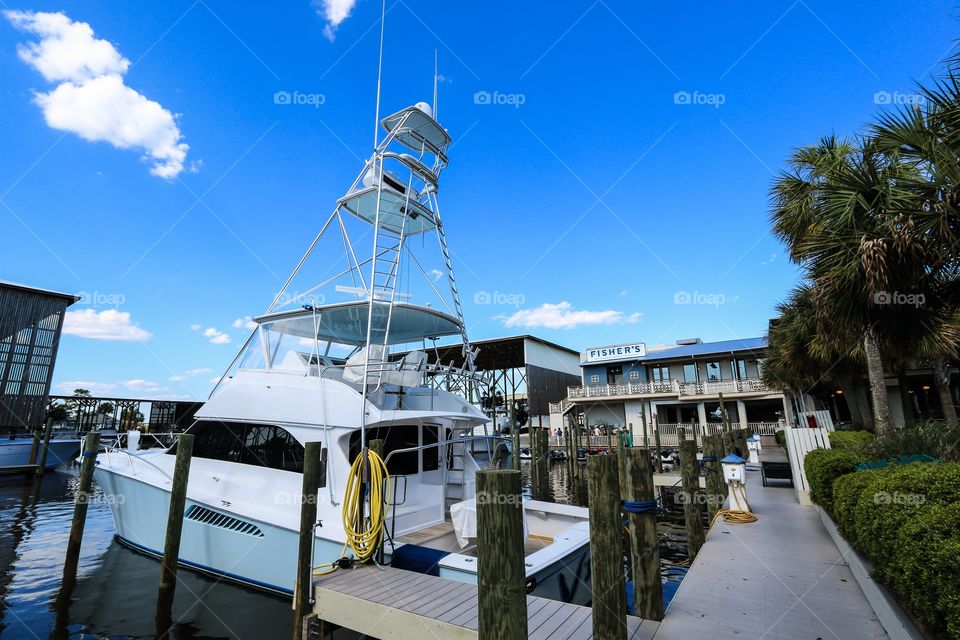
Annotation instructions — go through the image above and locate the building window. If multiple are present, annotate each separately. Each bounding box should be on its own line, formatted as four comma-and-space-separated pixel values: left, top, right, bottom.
606, 366, 623, 385
650, 365, 669, 383
734, 358, 748, 380
683, 363, 698, 383
706, 361, 721, 382
629, 370, 640, 380
590, 374, 600, 383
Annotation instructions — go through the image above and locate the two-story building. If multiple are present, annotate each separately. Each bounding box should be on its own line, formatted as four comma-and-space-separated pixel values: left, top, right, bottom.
550, 337, 792, 442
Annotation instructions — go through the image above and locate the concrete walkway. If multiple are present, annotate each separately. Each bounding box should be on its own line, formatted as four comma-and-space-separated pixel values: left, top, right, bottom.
653, 470, 888, 640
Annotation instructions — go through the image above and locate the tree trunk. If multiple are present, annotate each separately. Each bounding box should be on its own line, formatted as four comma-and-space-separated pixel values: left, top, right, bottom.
863, 328, 892, 435
896, 371, 914, 427
931, 359, 958, 423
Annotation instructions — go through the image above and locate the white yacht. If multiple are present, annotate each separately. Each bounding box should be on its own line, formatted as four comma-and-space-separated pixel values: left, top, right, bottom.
94, 101, 591, 603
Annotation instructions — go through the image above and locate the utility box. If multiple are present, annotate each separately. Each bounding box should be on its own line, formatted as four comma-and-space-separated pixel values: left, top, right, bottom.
721, 454, 747, 484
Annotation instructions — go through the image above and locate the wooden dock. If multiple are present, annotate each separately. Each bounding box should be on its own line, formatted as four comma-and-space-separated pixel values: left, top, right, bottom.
311, 564, 660, 639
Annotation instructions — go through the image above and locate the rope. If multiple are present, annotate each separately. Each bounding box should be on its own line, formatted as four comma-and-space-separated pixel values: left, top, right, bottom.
710, 483, 757, 526
623, 499, 658, 514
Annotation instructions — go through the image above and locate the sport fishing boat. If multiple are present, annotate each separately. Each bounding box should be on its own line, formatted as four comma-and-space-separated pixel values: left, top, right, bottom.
94, 99, 591, 602
0, 433, 81, 472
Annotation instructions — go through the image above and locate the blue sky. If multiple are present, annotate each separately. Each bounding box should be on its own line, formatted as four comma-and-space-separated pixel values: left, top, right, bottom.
1, 0, 957, 400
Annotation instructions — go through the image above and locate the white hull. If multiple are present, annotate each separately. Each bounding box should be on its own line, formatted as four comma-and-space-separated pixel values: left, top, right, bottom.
0, 438, 81, 470
96, 452, 591, 602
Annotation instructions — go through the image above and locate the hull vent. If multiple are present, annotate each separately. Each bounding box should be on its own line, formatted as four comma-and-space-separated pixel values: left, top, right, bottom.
184, 504, 265, 537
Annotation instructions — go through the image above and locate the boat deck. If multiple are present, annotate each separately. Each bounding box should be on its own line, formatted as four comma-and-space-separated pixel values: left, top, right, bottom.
311, 564, 660, 639
396, 520, 553, 557
651, 470, 888, 639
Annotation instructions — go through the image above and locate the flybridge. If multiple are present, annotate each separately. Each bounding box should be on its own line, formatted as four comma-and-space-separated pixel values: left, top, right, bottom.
582, 342, 647, 364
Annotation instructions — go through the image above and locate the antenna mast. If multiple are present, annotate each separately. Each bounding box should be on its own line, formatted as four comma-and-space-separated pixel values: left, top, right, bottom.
373, 0, 387, 149
433, 49, 438, 118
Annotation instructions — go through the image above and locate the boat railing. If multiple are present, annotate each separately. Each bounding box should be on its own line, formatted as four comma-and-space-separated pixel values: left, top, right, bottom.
381, 435, 507, 466
98, 438, 175, 482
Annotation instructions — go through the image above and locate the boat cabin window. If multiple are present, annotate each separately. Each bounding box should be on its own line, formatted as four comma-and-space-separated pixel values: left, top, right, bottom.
348, 424, 441, 476
175, 420, 309, 476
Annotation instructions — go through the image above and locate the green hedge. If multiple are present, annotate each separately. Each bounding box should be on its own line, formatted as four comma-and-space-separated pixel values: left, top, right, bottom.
825, 461, 960, 638
804, 448, 865, 515
827, 430, 873, 452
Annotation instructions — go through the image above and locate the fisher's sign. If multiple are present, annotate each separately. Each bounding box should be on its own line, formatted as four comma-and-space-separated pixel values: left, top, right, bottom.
584, 342, 647, 363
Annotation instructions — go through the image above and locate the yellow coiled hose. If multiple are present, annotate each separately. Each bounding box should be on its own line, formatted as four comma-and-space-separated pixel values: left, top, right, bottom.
710, 483, 758, 527
342, 448, 391, 562
313, 448, 391, 576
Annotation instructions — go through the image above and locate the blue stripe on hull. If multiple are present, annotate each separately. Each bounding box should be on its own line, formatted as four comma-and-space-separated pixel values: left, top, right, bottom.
114, 534, 293, 596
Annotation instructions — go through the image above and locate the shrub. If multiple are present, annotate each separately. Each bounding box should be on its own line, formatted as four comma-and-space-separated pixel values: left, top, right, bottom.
893, 502, 960, 638
830, 467, 896, 547
774, 429, 786, 450
804, 448, 865, 515
869, 420, 960, 462
827, 430, 873, 452
851, 462, 960, 579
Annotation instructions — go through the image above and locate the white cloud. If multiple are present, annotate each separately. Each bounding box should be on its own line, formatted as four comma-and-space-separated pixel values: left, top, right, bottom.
232, 316, 257, 330
63, 308, 151, 341
54, 380, 117, 394
209, 376, 222, 384
203, 327, 231, 344
499, 301, 642, 330
190, 323, 201, 331
5, 10, 191, 178
168, 367, 211, 382
313, 0, 358, 41
429, 269, 444, 282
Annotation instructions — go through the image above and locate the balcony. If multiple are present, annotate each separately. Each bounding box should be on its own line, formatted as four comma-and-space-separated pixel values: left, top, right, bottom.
563, 377, 772, 402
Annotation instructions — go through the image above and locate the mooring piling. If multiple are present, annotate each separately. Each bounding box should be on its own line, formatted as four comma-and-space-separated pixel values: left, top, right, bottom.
678, 434, 706, 560
476, 469, 527, 639
27, 427, 40, 466
587, 454, 627, 639
155, 433, 194, 638
653, 415, 663, 473
721, 430, 735, 458
60, 431, 100, 594
702, 434, 725, 516
294, 441, 324, 640
512, 429, 521, 471
621, 447, 664, 621
35, 418, 54, 476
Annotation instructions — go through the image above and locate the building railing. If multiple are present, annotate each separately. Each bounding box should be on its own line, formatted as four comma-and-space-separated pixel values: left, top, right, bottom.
531, 420, 783, 450
565, 377, 771, 401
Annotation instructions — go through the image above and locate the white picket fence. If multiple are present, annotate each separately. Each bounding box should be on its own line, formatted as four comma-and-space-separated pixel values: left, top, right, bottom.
784, 426, 831, 504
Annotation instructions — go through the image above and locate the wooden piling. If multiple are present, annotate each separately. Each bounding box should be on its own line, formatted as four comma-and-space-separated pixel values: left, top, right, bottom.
640, 402, 650, 450
293, 441, 324, 640
735, 429, 748, 459
476, 469, 527, 640
27, 428, 40, 465
679, 438, 706, 560
155, 433, 195, 638
721, 430, 735, 458
621, 448, 664, 620
60, 432, 100, 594
653, 415, 663, 473
702, 435, 725, 516
512, 429, 521, 471
587, 455, 627, 639
35, 418, 54, 476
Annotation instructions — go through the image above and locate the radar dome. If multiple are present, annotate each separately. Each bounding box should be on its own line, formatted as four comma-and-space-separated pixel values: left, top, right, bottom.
414, 101, 433, 118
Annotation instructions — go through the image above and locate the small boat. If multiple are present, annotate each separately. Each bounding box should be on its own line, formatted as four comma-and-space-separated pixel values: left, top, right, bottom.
0, 433, 81, 472
518, 447, 532, 460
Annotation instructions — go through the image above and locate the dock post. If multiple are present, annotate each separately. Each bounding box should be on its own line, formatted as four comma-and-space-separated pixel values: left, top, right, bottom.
679, 437, 706, 560
35, 418, 54, 476
622, 448, 664, 620
60, 431, 100, 594
588, 455, 627, 639
293, 441, 324, 640
721, 430, 735, 458
155, 433, 194, 638
653, 415, 663, 473
27, 427, 40, 465
476, 469, 527, 640
735, 429, 747, 459
512, 429, 521, 471
702, 435, 724, 515
640, 402, 650, 450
